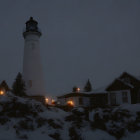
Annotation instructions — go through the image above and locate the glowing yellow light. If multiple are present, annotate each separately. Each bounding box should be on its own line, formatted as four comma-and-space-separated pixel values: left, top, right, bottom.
45, 98, 49, 103
77, 88, 80, 92
0, 90, 4, 95
67, 100, 74, 106
52, 99, 55, 104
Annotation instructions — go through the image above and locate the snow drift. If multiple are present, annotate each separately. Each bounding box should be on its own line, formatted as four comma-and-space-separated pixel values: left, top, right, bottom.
0, 94, 140, 140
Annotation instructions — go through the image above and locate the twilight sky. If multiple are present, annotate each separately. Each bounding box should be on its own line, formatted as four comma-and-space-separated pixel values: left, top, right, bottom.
0, 0, 140, 96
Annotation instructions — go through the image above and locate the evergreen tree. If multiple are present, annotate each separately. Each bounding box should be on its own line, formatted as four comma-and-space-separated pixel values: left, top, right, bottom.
12, 72, 26, 96
0, 80, 10, 92
84, 79, 92, 92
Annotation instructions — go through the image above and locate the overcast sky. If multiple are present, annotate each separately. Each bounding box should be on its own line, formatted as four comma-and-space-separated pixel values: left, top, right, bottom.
0, 0, 140, 96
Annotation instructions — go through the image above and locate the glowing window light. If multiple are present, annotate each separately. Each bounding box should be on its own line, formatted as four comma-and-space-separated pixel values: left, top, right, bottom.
67, 100, 74, 106
52, 99, 55, 104
0, 90, 4, 95
45, 98, 49, 103
77, 88, 80, 92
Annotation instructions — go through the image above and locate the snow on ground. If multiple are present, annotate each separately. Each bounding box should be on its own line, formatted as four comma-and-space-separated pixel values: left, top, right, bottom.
121, 131, 140, 140
27, 128, 54, 140
0, 94, 140, 140
0, 126, 17, 140
40, 107, 68, 120
119, 104, 140, 113
89, 108, 103, 121
82, 129, 116, 140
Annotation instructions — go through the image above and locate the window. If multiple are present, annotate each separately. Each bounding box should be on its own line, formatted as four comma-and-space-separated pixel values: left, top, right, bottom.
124, 77, 130, 83
79, 97, 83, 105
122, 92, 128, 103
110, 93, 116, 105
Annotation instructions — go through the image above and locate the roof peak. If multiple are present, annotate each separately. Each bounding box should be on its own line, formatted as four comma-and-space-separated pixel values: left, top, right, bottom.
30, 17, 33, 20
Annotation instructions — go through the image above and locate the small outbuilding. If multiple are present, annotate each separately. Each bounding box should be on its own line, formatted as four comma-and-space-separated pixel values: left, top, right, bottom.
57, 92, 90, 107
57, 89, 108, 107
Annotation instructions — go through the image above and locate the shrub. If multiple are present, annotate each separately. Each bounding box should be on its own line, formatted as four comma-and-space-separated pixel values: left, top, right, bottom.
47, 119, 62, 129
49, 133, 60, 140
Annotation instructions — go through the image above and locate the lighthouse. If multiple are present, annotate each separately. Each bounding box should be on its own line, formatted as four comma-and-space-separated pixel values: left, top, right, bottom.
23, 17, 46, 96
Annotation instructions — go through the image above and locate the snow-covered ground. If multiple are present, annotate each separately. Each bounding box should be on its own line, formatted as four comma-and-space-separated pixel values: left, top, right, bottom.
0, 94, 140, 140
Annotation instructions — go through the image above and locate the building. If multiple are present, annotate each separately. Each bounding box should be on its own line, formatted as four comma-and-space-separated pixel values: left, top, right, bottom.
0, 80, 10, 96
89, 92, 108, 107
22, 17, 46, 96
106, 72, 140, 105
57, 92, 90, 107
57, 85, 108, 107
57, 72, 140, 107
57, 91, 108, 108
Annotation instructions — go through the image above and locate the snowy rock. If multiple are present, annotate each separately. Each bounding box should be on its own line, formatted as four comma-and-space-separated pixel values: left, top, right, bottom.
0, 94, 140, 140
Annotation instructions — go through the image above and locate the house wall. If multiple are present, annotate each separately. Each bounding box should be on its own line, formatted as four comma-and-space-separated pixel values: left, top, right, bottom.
57, 96, 90, 107
57, 98, 66, 105
83, 97, 90, 107
108, 90, 131, 105
90, 94, 108, 107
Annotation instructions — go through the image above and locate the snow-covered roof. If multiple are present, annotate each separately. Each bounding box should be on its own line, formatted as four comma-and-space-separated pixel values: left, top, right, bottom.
91, 86, 108, 93
117, 78, 134, 88
57, 90, 107, 99
57, 92, 90, 98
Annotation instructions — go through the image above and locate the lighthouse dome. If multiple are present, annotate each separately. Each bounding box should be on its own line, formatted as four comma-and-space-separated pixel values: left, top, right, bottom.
23, 17, 42, 38
26, 17, 38, 31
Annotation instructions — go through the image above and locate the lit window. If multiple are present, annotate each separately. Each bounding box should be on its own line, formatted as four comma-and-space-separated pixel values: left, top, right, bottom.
67, 100, 74, 106
77, 88, 80, 92
0, 90, 4, 95
45, 98, 49, 104
52, 99, 55, 104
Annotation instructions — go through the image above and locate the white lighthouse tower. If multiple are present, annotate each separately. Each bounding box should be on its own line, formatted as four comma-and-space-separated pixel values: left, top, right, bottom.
23, 17, 46, 96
